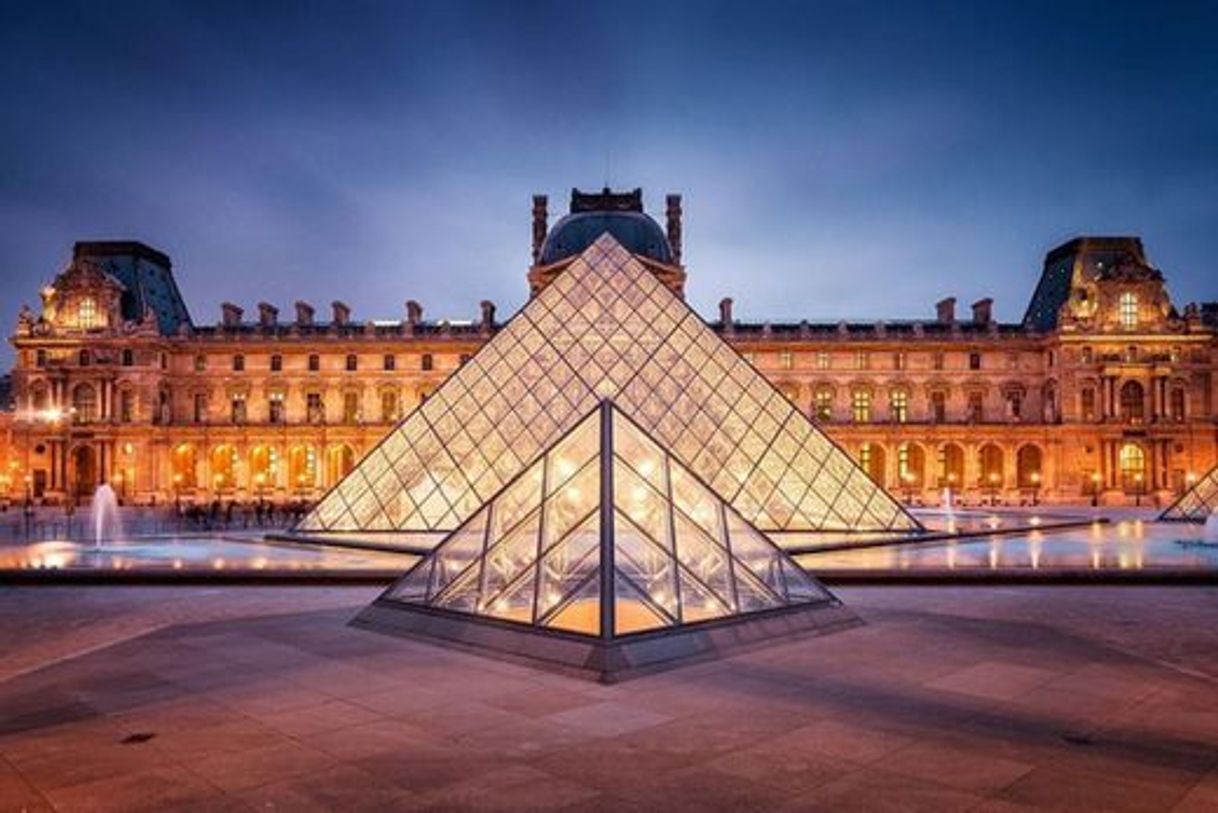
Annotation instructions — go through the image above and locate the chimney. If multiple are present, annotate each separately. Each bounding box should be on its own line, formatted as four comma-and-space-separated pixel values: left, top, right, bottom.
936, 297, 956, 324
971, 297, 993, 325
480, 300, 496, 332
294, 301, 314, 327
718, 297, 734, 326
531, 195, 548, 264
257, 302, 278, 328
405, 300, 423, 326
220, 302, 243, 327
331, 301, 350, 326
666, 194, 683, 265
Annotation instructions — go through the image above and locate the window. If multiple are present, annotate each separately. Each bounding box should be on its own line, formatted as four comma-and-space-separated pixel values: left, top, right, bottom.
343, 392, 360, 423
1081, 387, 1096, 421
854, 351, 870, 370
1006, 352, 1019, 370
230, 394, 247, 424
893, 352, 906, 371
1170, 388, 1185, 422
1118, 443, 1145, 491
308, 354, 320, 372
73, 384, 98, 421
270, 354, 283, 373
930, 391, 946, 424
306, 392, 324, 424
35, 349, 47, 368
816, 351, 830, 370
345, 354, 358, 372
194, 354, 206, 372
1047, 351, 1055, 368
1119, 292, 1138, 329
383, 354, 396, 371
193, 393, 207, 424
268, 392, 285, 424
814, 390, 833, 422
160, 353, 167, 370
932, 351, 944, 371
967, 392, 984, 423
851, 390, 871, 423
778, 351, 793, 370
1119, 381, 1145, 424
1007, 391, 1023, 420
1081, 347, 1093, 364
381, 390, 398, 422
120, 390, 135, 423
78, 350, 90, 367
232, 354, 245, 372
78, 297, 97, 329
1170, 346, 1181, 363
1125, 346, 1138, 363
421, 353, 434, 372
121, 349, 134, 367
890, 390, 908, 423
968, 352, 982, 371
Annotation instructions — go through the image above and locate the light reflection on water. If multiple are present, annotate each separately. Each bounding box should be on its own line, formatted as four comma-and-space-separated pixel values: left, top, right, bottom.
1, 536, 417, 572
797, 520, 1218, 572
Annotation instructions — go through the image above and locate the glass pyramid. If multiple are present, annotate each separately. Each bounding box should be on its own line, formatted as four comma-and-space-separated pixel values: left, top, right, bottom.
378, 401, 836, 639
299, 233, 919, 536
1160, 465, 1218, 522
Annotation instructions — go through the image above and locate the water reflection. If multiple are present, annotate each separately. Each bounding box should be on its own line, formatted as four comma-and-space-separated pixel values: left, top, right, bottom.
798, 520, 1218, 572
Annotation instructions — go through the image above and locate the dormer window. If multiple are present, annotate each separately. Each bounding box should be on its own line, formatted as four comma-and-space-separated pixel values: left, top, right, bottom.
78, 297, 98, 329
1119, 292, 1138, 329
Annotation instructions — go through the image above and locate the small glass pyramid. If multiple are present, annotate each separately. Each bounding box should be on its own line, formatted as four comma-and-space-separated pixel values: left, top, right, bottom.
299, 234, 918, 537
356, 401, 852, 679
1161, 465, 1218, 522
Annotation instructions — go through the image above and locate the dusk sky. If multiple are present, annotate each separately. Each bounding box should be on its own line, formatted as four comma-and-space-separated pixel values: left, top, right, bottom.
2, 0, 1216, 364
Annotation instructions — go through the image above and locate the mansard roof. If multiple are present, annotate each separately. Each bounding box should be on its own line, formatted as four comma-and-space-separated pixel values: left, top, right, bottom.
72, 241, 193, 336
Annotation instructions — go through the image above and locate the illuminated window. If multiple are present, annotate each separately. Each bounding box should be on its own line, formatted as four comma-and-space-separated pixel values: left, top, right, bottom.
194, 354, 206, 371
78, 297, 97, 329
816, 351, 830, 370
343, 392, 360, 423
1081, 388, 1096, 421
893, 352, 906, 371
230, 394, 247, 424
854, 351, 870, 370
851, 390, 871, 423
778, 351, 793, 370
193, 393, 207, 423
890, 390, 908, 423
381, 390, 398, 422
967, 392, 984, 422
931, 351, 944, 371
1081, 347, 1093, 364
1118, 443, 1145, 491
930, 391, 946, 423
307, 392, 324, 424
1170, 388, 1185, 421
814, 389, 833, 422
120, 390, 135, 423
268, 392, 285, 424
1119, 292, 1138, 329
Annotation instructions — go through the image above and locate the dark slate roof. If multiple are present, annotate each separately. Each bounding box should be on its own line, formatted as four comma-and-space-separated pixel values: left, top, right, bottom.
74, 241, 193, 335
539, 212, 673, 265
1022, 237, 1152, 332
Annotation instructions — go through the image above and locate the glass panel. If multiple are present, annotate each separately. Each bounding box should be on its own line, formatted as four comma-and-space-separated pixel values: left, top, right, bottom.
481, 509, 541, 600
670, 466, 723, 541
673, 513, 735, 611
387, 559, 432, 601
432, 564, 482, 612
491, 460, 544, 539
781, 558, 831, 602
613, 511, 678, 621
724, 512, 787, 599
542, 460, 599, 554
733, 565, 784, 613
536, 513, 600, 620
428, 511, 489, 599
677, 569, 731, 623
544, 570, 601, 636
613, 460, 670, 551
483, 567, 536, 624
614, 569, 673, 635
612, 412, 666, 491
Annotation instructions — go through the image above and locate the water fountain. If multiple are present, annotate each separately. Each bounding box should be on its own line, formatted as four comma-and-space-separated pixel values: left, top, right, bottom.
941, 487, 957, 533
91, 482, 122, 547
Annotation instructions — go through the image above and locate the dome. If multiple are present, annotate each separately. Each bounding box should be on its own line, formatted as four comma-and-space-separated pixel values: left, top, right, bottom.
539, 211, 673, 265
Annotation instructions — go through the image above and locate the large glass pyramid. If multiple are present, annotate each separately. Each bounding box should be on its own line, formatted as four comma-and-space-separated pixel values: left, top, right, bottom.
1160, 465, 1218, 522
299, 233, 919, 538
354, 401, 856, 681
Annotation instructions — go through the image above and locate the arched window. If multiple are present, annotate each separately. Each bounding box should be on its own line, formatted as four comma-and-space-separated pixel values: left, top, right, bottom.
1016, 445, 1043, 489
897, 443, 925, 489
1119, 292, 1138, 329
979, 444, 1004, 488
172, 444, 198, 490
1118, 444, 1145, 492
851, 390, 871, 423
72, 384, 97, 423
1119, 381, 1145, 424
939, 443, 965, 488
211, 445, 237, 492
858, 443, 885, 485
78, 297, 97, 329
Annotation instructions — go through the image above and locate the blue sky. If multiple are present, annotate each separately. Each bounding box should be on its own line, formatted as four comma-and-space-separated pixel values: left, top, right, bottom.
2, 0, 1215, 362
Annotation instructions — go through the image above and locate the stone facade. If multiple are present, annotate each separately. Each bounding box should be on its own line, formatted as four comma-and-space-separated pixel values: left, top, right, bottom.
2, 194, 1215, 508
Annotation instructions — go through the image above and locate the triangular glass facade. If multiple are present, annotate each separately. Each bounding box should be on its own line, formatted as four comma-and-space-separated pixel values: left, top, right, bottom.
299, 233, 918, 535
1161, 465, 1218, 522
380, 402, 835, 638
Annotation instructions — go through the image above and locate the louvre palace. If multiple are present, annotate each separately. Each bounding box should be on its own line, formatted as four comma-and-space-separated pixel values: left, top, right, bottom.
2, 187, 1215, 510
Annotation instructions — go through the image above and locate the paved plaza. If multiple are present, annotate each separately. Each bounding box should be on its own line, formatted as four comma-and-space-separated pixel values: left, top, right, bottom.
0, 585, 1215, 811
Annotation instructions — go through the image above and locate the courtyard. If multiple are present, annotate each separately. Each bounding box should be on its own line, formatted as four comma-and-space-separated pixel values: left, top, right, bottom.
1, 582, 1216, 812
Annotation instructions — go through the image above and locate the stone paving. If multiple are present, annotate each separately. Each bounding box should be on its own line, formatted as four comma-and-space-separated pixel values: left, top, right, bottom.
0, 585, 1216, 811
